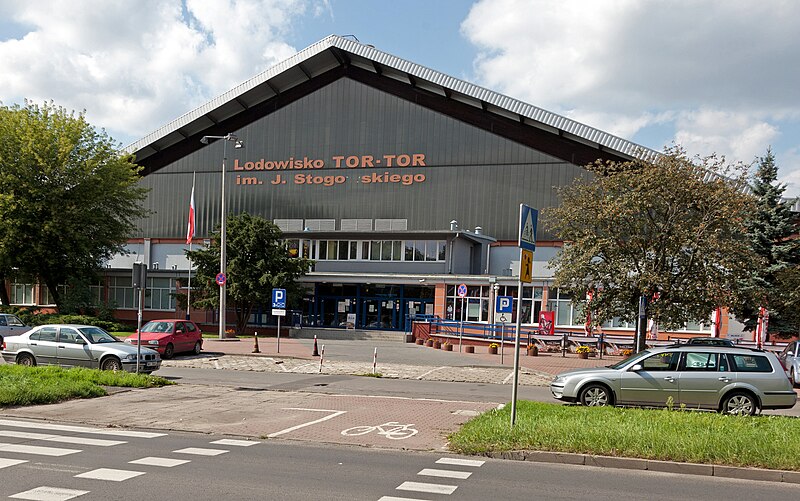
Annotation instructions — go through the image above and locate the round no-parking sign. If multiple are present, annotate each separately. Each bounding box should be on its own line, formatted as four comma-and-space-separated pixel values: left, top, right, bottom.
215, 273, 227, 286
457, 283, 468, 297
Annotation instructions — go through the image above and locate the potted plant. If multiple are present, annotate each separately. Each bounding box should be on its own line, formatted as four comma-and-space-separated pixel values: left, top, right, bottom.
488, 343, 499, 355
433, 339, 442, 349
443, 341, 453, 351
425, 338, 434, 347
575, 345, 592, 359
527, 344, 539, 356
415, 338, 424, 345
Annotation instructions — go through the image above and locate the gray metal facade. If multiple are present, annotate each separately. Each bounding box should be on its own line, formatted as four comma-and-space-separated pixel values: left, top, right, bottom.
135, 77, 591, 242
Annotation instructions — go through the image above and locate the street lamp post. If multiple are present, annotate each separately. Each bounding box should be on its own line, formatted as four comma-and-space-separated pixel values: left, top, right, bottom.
200, 133, 244, 340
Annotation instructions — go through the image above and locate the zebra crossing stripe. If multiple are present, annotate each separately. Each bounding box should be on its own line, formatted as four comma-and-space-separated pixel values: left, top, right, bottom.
378, 497, 431, 501
396, 481, 458, 495
129, 457, 190, 467
75, 468, 145, 482
0, 442, 80, 457
9, 486, 89, 501
0, 458, 28, 469
173, 447, 228, 456
0, 419, 165, 438
417, 468, 472, 479
435, 458, 485, 467
210, 439, 260, 446
0, 430, 125, 447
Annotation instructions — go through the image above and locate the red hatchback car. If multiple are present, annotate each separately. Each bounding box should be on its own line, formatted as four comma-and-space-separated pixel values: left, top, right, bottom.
125, 320, 203, 359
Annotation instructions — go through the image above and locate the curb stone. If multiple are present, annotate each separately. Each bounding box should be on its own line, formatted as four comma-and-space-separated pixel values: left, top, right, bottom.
480, 450, 800, 484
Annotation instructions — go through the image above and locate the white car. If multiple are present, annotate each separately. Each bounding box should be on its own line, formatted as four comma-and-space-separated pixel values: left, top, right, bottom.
0, 313, 29, 345
1, 324, 161, 374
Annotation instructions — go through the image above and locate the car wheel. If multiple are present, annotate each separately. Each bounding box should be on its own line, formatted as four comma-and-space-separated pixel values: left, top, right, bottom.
192, 341, 202, 355
16, 353, 36, 367
579, 384, 612, 407
163, 343, 174, 359
720, 392, 757, 416
100, 356, 122, 372
791, 368, 799, 388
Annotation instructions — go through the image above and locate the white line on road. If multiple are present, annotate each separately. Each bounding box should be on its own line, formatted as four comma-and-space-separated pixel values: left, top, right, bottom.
0, 458, 28, 469
129, 457, 191, 467
435, 458, 485, 467
267, 408, 347, 438
10, 486, 89, 501
0, 430, 126, 447
75, 468, 145, 482
211, 439, 260, 446
416, 366, 447, 380
396, 481, 458, 495
0, 419, 165, 438
0, 443, 80, 457
378, 497, 431, 501
502, 370, 515, 384
417, 468, 472, 479
173, 447, 228, 456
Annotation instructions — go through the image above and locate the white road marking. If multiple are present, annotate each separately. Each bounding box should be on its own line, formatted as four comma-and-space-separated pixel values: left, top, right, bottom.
0, 443, 80, 457
0, 419, 165, 438
416, 366, 446, 380
267, 408, 347, 438
173, 447, 228, 456
502, 370, 515, 384
396, 481, 458, 495
435, 458, 485, 467
0, 430, 125, 447
10, 486, 89, 501
129, 457, 190, 467
75, 468, 145, 482
211, 439, 260, 446
0, 458, 28, 469
378, 497, 431, 501
417, 468, 472, 479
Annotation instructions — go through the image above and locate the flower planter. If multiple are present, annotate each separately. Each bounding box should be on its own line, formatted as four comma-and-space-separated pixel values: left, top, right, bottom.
415, 338, 424, 345
527, 346, 539, 357
444, 343, 453, 351
488, 346, 498, 355
465, 346, 475, 354
433, 341, 442, 349
577, 352, 589, 359
425, 339, 434, 347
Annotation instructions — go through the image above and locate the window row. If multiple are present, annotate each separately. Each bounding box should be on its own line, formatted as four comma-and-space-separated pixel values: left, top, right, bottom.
285, 239, 446, 262
10, 278, 176, 311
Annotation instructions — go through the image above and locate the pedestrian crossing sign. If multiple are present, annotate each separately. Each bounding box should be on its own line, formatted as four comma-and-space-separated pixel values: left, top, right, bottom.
520, 249, 533, 283
518, 204, 538, 251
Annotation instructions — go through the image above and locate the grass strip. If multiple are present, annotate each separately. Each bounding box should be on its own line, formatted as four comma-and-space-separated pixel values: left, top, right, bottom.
0, 365, 173, 407
448, 400, 800, 471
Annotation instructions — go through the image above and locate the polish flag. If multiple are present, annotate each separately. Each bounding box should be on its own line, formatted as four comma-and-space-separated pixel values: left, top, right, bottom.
186, 183, 195, 245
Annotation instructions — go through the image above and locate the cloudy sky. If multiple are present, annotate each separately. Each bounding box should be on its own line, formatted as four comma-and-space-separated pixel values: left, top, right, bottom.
1, 0, 798, 194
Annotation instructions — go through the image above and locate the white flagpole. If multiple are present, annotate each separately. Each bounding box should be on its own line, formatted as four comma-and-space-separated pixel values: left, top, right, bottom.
186, 172, 196, 321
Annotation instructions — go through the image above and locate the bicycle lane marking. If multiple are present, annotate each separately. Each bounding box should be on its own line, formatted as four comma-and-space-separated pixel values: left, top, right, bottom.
267, 408, 347, 438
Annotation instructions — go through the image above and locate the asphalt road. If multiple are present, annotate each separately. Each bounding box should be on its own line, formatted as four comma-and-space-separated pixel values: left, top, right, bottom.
0, 419, 797, 501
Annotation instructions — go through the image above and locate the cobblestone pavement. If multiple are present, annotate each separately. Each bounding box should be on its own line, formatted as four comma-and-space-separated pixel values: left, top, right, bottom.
162, 354, 555, 386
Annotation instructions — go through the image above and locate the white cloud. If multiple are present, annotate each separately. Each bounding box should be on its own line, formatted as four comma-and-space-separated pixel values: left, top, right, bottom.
674, 109, 779, 164
0, 0, 317, 145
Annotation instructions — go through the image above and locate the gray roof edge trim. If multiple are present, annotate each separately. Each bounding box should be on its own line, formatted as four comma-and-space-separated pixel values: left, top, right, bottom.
125, 34, 658, 162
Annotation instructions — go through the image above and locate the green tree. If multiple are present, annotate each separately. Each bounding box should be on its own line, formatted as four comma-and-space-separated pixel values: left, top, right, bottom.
0, 101, 148, 309
543, 146, 761, 331
734, 148, 800, 337
186, 213, 312, 335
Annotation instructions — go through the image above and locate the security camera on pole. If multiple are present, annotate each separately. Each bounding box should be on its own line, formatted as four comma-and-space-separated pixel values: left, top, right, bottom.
511, 203, 538, 427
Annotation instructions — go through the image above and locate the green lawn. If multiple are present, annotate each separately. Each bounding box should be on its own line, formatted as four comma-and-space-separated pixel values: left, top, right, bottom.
0, 365, 173, 407
449, 400, 800, 471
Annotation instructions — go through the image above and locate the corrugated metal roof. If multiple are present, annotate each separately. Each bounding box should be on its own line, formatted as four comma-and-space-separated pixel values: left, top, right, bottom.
126, 34, 658, 161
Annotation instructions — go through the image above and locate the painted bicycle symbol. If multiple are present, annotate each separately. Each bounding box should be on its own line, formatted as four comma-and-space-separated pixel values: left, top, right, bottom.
341, 422, 419, 440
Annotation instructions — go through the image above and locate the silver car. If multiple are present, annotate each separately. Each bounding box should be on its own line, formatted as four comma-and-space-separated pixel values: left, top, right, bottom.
778, 340, 800, 388
1, 324, 161, 374
0, 313, 29, 345
550, 345, 796, 415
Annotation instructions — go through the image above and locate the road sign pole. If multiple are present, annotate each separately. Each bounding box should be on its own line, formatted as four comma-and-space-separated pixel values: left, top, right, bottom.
511, 250, 524, 427
277, 316, 281, 353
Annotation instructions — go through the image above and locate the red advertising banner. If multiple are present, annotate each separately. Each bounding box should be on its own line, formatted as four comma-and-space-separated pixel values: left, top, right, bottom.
538, 310, 555, 336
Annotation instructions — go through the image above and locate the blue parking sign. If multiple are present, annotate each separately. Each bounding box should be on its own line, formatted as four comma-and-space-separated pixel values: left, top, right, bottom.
272, 288, 286, 309
496, 295, 513, 313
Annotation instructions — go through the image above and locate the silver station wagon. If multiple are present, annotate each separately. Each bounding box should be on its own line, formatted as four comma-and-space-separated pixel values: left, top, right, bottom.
550, 344, 796, 415
1, 324, 161, 374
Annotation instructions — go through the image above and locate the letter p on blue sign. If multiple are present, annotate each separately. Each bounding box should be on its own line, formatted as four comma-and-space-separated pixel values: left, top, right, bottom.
272, 288, 287, 309
496, 295, 513, 314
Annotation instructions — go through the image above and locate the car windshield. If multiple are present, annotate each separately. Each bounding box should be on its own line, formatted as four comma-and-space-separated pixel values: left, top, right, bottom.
607, 350, 652, 369
141, 321, 173, 333
79, 327, 119, 343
